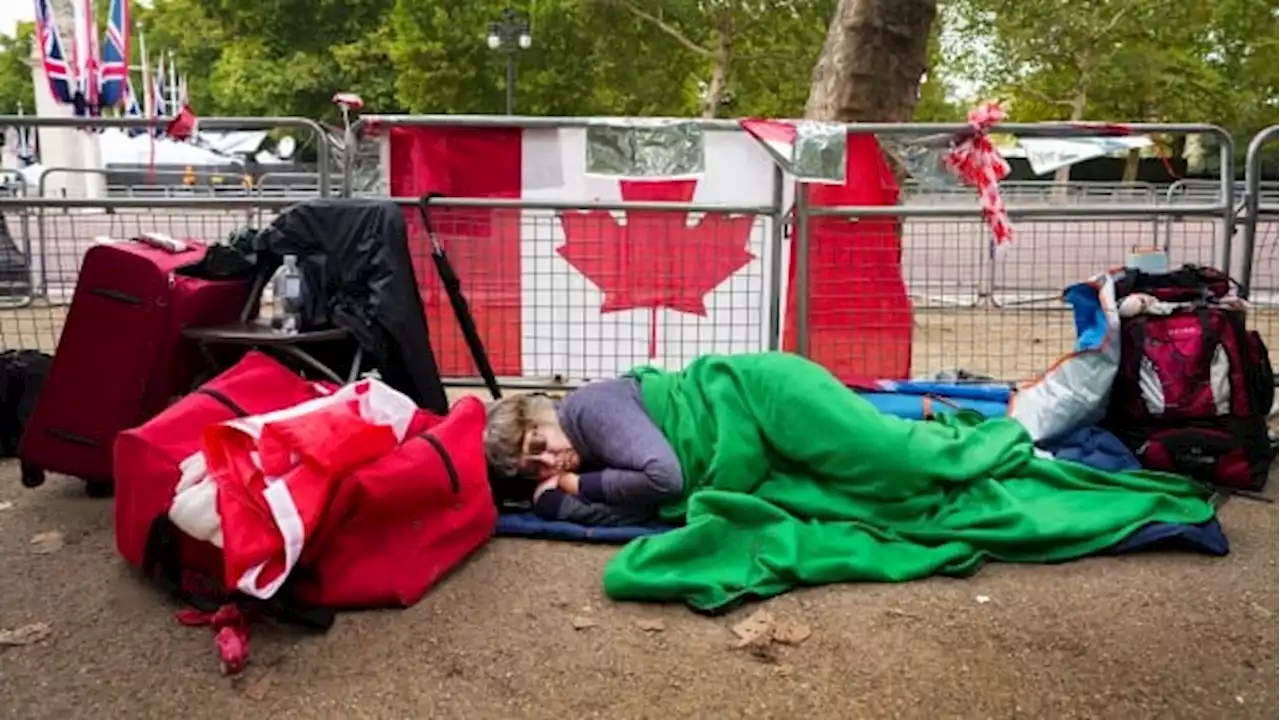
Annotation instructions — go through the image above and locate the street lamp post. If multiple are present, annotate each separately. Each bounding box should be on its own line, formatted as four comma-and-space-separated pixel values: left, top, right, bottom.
487, 9, 532, 115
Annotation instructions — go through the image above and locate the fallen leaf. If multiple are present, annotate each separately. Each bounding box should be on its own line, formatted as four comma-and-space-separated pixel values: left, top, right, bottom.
884, 608, 920, 620
730, 609, 775, 647
0, 622, 51, 647
243, 673, 273, 701
635, 619, 666, 633
772, 621, 813, 647
774, 663, 795, 677
0, 501, 13, 511
975, 595, 992, 604
29, 531, 64, 554
570, 616, 597, 631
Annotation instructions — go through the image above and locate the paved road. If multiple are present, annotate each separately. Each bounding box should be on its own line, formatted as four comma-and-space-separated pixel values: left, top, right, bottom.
7, 210, 1276, 303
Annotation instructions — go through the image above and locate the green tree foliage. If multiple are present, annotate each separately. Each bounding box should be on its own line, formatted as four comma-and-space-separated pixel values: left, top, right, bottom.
136, 0, 395, 121
947, 0, 1159, 121
1182, 0, 1278, 142
0, 0, 917, 122
0, 0, 946, 122
947, 0, 1278, 139
0, 22, 35, 116
914, 22, 963, 122
582, 0, 836, 117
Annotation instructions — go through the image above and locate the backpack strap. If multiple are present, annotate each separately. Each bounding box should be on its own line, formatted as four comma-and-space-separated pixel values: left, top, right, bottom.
1193, 305, 1221, 348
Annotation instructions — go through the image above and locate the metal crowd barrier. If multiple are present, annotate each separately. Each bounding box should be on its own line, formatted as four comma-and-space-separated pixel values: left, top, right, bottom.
1237, 127, 1279, 370
0, 115, 1265, 383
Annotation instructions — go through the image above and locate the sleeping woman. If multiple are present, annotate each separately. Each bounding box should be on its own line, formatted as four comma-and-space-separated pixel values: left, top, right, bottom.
486, 351, 1218, 610
483, 351, 1214, 536
483, 375, 682, 526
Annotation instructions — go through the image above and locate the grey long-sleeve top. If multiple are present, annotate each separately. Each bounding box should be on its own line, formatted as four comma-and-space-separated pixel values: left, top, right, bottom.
531, 378, 684, 526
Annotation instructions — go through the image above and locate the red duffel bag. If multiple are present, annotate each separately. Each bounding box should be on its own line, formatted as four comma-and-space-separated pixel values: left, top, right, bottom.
115, 350, 496, 614
290, 395, 496, 608
114, 351, 336, 607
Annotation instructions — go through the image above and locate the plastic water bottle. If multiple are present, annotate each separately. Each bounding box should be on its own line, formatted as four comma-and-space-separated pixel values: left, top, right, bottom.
273, 254, 303, 334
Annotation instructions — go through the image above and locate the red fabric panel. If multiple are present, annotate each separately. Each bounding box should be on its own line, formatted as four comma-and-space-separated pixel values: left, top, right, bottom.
387, 126, 524, 377
782, 134, 914, 381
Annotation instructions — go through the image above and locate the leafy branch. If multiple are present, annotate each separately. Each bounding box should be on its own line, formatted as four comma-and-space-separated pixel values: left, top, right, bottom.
598, 0, 716, 57
1018, 85, 1077, 109
591, 0, 790, 61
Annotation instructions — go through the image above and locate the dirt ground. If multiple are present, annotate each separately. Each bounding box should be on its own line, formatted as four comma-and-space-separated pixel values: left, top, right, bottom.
0, 302, 1278, 720
0, 460, 1276, 720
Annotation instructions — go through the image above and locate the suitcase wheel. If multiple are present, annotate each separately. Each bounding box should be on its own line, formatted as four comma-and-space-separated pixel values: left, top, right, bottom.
84, 481, 114, 499
19, 461, 45, 489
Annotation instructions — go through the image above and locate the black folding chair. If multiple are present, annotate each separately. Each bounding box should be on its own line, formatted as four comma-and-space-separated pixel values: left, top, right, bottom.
183, 261, 364, 385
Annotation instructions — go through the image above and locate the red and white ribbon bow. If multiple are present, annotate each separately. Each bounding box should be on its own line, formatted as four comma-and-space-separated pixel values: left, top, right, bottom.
944, 100, 1013, 254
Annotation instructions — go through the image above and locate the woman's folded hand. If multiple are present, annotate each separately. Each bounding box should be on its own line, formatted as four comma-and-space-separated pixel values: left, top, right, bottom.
556, 472, 581, 496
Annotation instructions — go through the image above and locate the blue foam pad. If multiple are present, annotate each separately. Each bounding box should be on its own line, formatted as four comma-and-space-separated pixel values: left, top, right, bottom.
496, 512, 667, 544
494, 511, 1230, 555
858, 391, 1008, 421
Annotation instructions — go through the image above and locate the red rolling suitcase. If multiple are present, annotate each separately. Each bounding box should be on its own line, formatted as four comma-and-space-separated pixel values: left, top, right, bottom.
19, 238, 252, 493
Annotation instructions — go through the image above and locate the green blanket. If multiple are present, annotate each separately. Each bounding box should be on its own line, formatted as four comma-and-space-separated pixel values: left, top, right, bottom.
602, 352, 1216, 612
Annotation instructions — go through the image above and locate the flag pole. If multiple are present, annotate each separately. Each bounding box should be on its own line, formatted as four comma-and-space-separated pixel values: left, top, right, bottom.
16, 102, 30, 165
139, 34, 156, 181
167, 51, 177, 114
139, 33, 152, 118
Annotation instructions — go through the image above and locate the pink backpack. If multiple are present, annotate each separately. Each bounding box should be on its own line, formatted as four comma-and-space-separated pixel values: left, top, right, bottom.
1105, 265, 1275, 493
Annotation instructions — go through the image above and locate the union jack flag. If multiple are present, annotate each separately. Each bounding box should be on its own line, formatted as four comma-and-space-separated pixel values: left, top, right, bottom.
33, 0, 74, 105
99, 0, 130, 108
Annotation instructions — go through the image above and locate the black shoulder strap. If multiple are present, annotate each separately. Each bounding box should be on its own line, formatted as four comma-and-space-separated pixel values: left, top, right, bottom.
141, 515, 335, 631
417, 194, 502, 401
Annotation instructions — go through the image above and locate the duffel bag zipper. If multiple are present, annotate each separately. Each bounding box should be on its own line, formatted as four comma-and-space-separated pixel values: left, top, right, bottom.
418, 433, 461, 495
197, 388, 250, 417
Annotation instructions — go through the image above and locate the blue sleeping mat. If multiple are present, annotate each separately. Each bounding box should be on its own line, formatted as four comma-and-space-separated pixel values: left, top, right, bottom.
495, 385, 1229, 557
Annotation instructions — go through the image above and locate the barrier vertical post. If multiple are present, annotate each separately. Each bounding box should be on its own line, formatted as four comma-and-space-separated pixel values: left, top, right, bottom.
341, 118, 364, 198
793, 183, 811, 358
766, 165, 786, 351
1238, 125, 1279, 300
1216, 129, 1237, 272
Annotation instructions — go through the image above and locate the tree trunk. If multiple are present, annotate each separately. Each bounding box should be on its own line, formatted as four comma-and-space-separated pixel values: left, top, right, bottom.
1052, 74, 1090, 187
804, 0, 938, 123
1121, 148, 1141, 183
800, 0, 938, 332
701, 30, 732, 119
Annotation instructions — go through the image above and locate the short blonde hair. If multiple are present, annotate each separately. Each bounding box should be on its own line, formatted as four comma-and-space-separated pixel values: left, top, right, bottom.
484, 393, 558, 479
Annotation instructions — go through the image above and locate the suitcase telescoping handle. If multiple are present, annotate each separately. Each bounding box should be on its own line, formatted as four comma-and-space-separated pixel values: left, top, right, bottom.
417, 194, 502, 402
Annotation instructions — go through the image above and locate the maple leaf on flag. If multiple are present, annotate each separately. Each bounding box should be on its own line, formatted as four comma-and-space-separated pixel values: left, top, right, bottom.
557, 180, 756, 317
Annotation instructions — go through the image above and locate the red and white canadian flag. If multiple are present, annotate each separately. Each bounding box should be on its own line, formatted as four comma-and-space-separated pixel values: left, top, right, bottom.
379, 119, 914, 383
